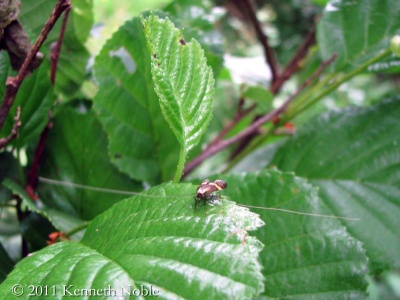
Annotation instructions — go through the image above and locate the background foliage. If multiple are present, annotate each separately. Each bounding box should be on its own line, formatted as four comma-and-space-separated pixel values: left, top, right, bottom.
0, 0, 399, 299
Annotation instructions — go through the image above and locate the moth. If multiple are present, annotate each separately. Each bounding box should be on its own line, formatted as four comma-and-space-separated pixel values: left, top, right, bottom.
194, 179, 227, 210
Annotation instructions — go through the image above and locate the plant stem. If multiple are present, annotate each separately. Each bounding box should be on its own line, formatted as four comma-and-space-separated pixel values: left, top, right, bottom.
50, 5, 71, 84
270, 27, 316, 94
173, 147, 186, 183
25, 116, 52, 199
285, 72, 335, 116
241, 0, 279, 83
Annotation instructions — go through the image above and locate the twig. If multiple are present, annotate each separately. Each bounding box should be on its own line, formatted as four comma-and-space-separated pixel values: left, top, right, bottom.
206, 99, 254, 149
184, 54, 337, 175
241, 0, 279, 83
0, 0, 71, 133
25, 115, 53, 200
50, 5, 71, 84
228, 114, 262, 160
270, 27, 316, 94
0, 106, 21, 148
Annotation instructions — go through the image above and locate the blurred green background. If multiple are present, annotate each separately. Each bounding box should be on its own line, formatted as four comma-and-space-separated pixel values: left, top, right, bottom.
89, 0, 170, 55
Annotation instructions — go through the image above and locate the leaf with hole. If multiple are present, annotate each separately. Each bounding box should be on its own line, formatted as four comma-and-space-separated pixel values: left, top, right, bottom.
93, 17, 180, 183
142, 15, 214, 162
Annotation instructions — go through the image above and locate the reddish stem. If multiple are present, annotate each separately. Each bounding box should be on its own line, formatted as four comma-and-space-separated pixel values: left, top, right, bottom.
270, 27, 316, 94
241, 0, 279, 83
51, 6, 71, 84
206, 99, 254, 150
25, 116, 53, 200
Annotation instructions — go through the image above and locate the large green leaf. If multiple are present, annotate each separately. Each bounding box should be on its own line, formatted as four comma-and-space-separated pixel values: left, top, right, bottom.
317, 0, 400, 71
37, 101, 141, 221
93, 17, 179, 183
0, 58, 54, 148
213, 170, 368, 298
142, 15, 214, 155
271, 98, 400, 273
0, 183, 265, 299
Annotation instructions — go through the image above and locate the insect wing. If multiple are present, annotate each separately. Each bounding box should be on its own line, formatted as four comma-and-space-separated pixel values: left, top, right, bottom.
197, 184, 219, 197
196, 179, 210, 193
213, 180, 227, 190
200, 179, 210, 186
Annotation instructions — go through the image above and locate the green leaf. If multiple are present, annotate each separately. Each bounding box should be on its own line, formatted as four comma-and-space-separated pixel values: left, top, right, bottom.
368, 55, 400, 74
317, 0, 400, 71
241, 85, 273, 113
37, 101, 141, 221
0, 183, 265, 299
271, 98, 400, 273
93, 17, 180, 183
0, 58, 54, 148
142, 14, 214, 158
216, 170, 368, 298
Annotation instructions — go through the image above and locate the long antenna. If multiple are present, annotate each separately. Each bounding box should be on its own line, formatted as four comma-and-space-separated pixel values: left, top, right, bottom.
239, 204, 360, 221
38, 177, 192, 198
